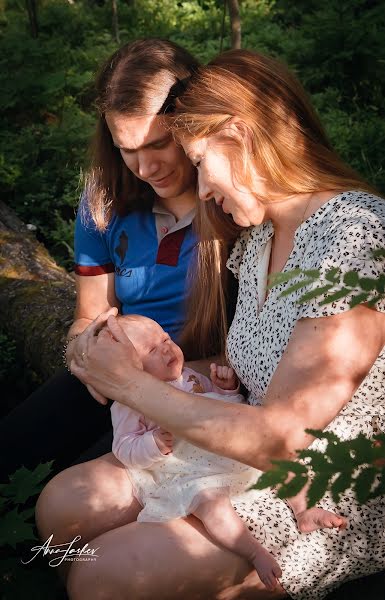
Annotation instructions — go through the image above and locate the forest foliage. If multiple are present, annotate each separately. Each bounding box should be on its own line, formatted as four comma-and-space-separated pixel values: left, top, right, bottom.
1, 4, 385, 594
1, 0, 385, 269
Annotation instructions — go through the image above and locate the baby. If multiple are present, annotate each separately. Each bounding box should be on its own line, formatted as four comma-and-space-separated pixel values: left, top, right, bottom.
110, 314, 346, 590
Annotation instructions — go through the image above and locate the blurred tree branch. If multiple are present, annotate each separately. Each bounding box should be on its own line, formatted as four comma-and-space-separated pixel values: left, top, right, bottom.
25, 0, 38, 38
228, 0, 241, 49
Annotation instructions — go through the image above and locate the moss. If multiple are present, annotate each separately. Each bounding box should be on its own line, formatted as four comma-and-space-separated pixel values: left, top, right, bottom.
0, 205, 76, 383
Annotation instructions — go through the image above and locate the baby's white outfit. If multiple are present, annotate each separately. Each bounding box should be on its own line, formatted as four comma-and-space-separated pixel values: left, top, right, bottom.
111, 367, 259, 522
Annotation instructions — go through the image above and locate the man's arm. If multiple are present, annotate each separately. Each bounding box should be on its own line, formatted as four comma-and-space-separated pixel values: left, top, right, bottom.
65, 273, 120, 365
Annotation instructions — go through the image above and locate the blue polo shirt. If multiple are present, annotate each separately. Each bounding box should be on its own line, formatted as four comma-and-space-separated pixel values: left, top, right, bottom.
74, 201, 197, 341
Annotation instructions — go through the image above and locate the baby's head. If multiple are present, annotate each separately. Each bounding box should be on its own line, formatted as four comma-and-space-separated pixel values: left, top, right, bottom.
117, 315, 184, 381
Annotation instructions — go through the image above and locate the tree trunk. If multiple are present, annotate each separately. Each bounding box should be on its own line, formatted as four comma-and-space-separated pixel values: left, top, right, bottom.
25, 0, 38, 38
227, 0, 241, 49
112, 0, 120, 44
0, 201, 76, 381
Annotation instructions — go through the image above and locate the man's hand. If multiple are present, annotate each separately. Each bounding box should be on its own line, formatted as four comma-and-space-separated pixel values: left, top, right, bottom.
210, 363, 238, 391
153, 428, 173, 455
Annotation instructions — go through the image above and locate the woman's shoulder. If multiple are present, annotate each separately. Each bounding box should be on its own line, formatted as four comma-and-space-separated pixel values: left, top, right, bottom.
299, 190, 385, 251
296, 190, 385, 275
291, 191, 385, 320
310, 190, 385, 230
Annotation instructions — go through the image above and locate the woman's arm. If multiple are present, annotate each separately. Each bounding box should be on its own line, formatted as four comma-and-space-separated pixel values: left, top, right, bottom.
71, 305, 385, 471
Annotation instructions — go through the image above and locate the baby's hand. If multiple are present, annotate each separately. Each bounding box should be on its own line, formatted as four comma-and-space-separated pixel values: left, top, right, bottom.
153, 428, 173, 455
210, 363, 238, 391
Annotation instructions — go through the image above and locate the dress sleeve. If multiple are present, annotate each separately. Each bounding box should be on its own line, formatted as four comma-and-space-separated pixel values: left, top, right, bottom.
296, 211, 385, 320
74, 196, 115, 276
111, 402, 168, 469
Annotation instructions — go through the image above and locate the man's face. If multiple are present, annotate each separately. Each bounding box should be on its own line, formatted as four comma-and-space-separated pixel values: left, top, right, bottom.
106, 111, 196, 200
118, 317, 184, 382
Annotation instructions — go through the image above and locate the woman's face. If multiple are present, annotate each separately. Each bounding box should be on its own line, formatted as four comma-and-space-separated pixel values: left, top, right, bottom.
106, 111, 195, 200
181, 135, 268, 227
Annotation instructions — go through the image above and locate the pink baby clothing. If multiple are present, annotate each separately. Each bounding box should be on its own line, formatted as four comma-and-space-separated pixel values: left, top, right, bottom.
111, 368, 259, 522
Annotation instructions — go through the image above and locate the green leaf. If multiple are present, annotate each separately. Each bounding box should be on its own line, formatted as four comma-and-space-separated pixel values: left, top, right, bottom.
302, 269, 321, 278
267, 269, 302, 289
4, 462, 53, 504
324, 267, 341, 283
0, 495, 9, 511
270, 460, 308, 475
0, 554, 62, 599
354, 466, 378, 504
375, 274, 385, 293
343, 271, 359, 287
359, 277, 378, 291
306, 472, 332, 507
0, 508, 36, 549
319, 287, 350, 305
297, 449, 332, 472
349, 434, 376, 464
326, 440, 355, 470
349, 292, 370, 307
250, 469, 287, 490
20, 506, 36, 520
305, 429, 340, 443
276, 473, 308, 499
368, 469, 385, 500
330, 471, 353, 503
371, 248, 385, 259
366, 295, 384, 308
296, 284, 334, 304
279, 279, 315, 297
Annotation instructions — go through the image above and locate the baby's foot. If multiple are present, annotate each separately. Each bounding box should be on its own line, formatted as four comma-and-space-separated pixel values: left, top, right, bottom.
295, 507, 347, 533
251, 545, 282, 591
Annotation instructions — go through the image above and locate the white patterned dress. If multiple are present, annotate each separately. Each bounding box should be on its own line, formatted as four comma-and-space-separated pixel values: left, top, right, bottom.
226, 191, 385, 599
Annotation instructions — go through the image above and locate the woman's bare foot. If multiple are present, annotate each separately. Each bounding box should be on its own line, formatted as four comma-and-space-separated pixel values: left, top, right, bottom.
295, 507, 347, 533
250, 545, 282, 591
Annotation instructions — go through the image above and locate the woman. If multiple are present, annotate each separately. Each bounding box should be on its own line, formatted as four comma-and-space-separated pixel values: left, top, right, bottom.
0, 38, 234, 481
38, 50, 385, 599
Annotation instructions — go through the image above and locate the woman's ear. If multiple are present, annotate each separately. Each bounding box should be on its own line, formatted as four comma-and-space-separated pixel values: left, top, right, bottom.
225, 118, 254, 154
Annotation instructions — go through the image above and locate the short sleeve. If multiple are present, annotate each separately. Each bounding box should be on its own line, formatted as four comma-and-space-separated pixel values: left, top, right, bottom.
296, 211, 385, 320
74, 196, 114, 275
226, 229, 251, 279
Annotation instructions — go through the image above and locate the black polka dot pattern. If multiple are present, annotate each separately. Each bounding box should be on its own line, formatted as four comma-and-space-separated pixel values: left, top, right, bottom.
226, 191, 385, 598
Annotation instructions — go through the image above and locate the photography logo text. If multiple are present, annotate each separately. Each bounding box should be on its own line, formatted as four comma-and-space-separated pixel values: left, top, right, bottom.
22, 534, 100, 567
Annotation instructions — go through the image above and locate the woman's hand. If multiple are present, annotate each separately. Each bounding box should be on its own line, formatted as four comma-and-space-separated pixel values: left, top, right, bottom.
67, 307, 118, 366
67, 308, 119, 403
70, 314, 143, 405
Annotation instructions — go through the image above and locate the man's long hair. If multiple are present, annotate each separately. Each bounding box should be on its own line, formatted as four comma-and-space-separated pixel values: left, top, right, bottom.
84, 38, 200, 231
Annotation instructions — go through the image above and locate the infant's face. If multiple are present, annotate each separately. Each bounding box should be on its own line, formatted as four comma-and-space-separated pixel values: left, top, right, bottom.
118, 317, 184, 381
